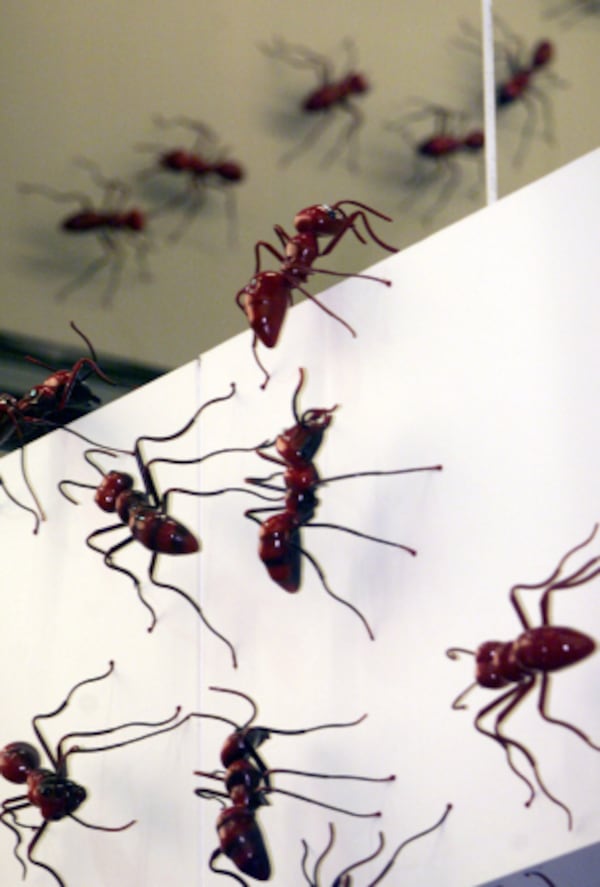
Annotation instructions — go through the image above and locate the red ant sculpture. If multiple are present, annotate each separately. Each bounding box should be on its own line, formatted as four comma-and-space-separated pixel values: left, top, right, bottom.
137, 115, 245, 243
244, 369, 441, 638
192, 687, 395, 885
385, 101, 484, 223
447, 524, 600, 828
19, 158, 153, 305
58, 384, 274, 668
0, 322, 114, 533
236, 200, 397, 388
300, 804, 452, 886
0, 661, 181, 887
260, 37, 369, 169
458, 18, 566, 166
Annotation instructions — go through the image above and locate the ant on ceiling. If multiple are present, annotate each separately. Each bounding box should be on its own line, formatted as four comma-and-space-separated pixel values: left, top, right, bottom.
260, 37, 370, 170
384, 99, 485, 224
137, 114, 245, 244
19, 157, 154, 306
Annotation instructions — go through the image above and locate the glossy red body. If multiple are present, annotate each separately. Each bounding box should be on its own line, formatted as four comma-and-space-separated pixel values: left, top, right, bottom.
26, 770, 87, 821
0, 742, 41, 784
303, 72, 369, 111
62, 209, 145, 233
215, 806, 271, 881
237, 271, 293, 348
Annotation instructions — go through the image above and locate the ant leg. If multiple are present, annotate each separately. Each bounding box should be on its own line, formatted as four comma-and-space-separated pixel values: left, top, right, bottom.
537, 672, 600, 750
0, 473, 42, 534
86, 526, 158, 630
279, 113, 336, 167
0, 799, 30, 878
421, 159, 462, 225
147, 552, 238, 668
369, 804, 452, 886
209, 848, 250, 887
307, 521, 417, 555
27, 822, 66, 887
54, 252, 112, 303
319, 101, 363, 172
293, 281, 358, 337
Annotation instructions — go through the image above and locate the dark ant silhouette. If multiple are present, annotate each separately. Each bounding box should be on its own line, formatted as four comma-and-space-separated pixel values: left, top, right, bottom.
458, 19, 566, 167
236, 200, 397, 388
192, 687, 395, 885
447, 524, 600, 828
136, 114, 245, 244
58, 384, 275, 668
243, 369, 442, 639
300, 803, 452, 886
0, 661, 181, 887
19, 158, 153, 305
0, 321, 115, 532
260, 37, 369, 170
384, 100, 485, 224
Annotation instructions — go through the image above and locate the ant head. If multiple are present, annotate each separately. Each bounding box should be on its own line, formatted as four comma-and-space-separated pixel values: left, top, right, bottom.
294, 204, 344, 236
532, 40, 553, 69
216, 160, 244, 182
0, 742, 41, 784
95, 471, 135, 513
124, 209, 146, 231
465, 130, 485, 150
348, 72, 369, 94
300, 406, 337, 433
27, 771, 87, 821
161, 149, 189, 171
475, 641, 512, 688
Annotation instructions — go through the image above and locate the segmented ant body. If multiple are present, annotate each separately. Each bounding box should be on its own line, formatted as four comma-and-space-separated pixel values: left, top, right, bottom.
301, 804, 452, 886
459, 19, 565, 166
58, 384, 272, 667
236, 200, 397, 388
137, 115, 245, 243
19, 158, 153, 304
193, 687, 395, 885
244, 369, 441, 638
0, 661, 181, 887
447, 525, 600, 828
260, 37, 369, 169
385, 101, 484, 223
0, 322, 114, 532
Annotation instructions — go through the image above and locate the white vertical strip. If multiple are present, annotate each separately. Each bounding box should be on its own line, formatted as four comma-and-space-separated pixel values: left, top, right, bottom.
481, 0, 498, 203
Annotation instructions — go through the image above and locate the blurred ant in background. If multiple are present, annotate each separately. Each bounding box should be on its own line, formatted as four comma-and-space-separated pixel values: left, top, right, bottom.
137, 115, 245, 245
19, 157, 154, 306
260, 37, 370, 170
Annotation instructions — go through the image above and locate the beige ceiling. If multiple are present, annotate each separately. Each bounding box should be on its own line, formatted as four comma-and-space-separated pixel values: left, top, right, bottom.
1, 0, 598, 370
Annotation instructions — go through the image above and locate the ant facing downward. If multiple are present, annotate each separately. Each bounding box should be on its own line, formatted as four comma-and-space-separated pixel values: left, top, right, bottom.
447, 524, 600, 828
300, 804, 452, 886
0, 661, 181, 887
192, 687, 395, 885
236, 200, 397, 388
0, 321, 114, 533
19, 158, 153, 305
58, 384, 274, 668
260, 37, 370, 170
243, 369, 441, 639
137, 114, 245, 244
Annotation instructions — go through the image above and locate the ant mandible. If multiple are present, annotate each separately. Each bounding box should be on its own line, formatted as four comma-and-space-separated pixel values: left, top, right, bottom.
58, 383, 275, 668
300, 803, 452, 886
0, 321, 115, 533
192, 687, 395, 885
447, 524, 600, 828
136, 114, 245, 244
236, 199, 398, 388
384, 100, 484, 224
0, 661, 181, 887
243, 369, 442, 638
19, 158, 153, 305
260, 37, 369, 169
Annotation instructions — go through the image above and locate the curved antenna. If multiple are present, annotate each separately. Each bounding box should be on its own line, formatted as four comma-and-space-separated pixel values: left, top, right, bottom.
368, 803, 453, 885
69, 812, 136, 832
209, 848, 250, 887
524, 873, 556, 887
259, 711, 369, 739
32, 662, 115, 770
0, 475, 42, 534
58, 706, 182, 764
208, 686, 259, 730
